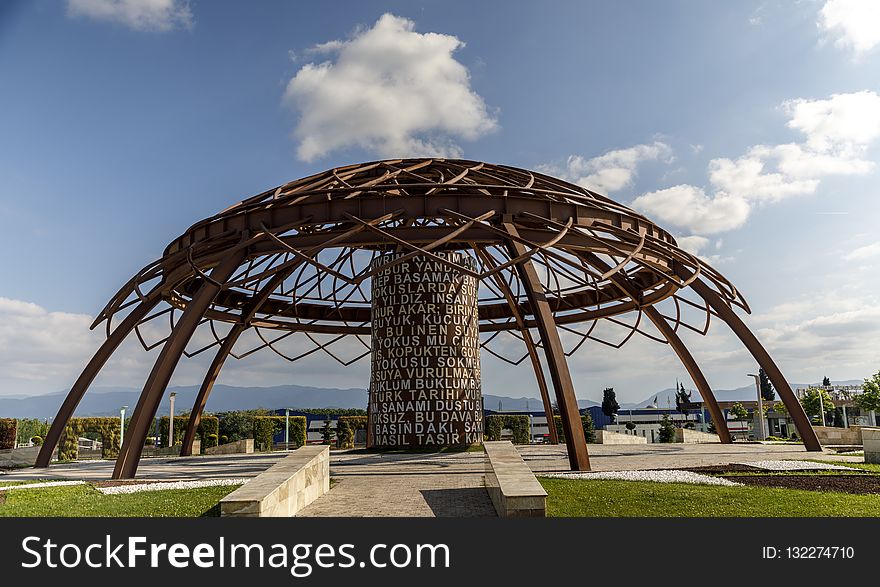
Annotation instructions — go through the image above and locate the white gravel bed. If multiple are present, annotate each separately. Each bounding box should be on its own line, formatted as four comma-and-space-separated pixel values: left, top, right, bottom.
738, 460, 855, 471
96, 478, 249, 495
0, 480, 87, 490
541, 470, 742, 487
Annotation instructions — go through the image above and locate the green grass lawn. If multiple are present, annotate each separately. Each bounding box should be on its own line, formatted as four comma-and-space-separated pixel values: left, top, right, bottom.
540, 478, 880, 517
0, 484, 241, 517
807, 460, 880, 473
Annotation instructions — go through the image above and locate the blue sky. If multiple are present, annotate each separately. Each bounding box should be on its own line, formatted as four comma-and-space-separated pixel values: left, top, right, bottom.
1, 0, 879, 402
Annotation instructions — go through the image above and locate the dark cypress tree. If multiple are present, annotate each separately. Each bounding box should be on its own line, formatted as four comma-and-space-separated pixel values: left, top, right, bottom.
601, 387, 620, 422
759, 368, 775, 401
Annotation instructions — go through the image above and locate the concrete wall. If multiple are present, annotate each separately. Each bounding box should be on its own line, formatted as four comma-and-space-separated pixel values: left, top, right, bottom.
220, 445, 330, 517
812, 426, 863, 445
863, 428, 880, 464
484, 441, 546, 517
205, 438, 254, 455
593, 430, 647, 445
674, 429, 721, 444
0, 445, 43, 468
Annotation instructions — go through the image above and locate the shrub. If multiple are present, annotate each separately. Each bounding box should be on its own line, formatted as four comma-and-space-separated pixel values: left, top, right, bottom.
217, 409, 271, 443
58, 417, 121, 460
157, 415, 219, 448
220, 435, 229, 444
15, 418, 48, 446
553, 414, 596, 443
30, 436, 43, 446
658, 414, 675, 443
0, 419, 17, 449
206, 433, 219, 448
336, 416, 367, 449
252, 416, 305, 451
485, 415, 529, 444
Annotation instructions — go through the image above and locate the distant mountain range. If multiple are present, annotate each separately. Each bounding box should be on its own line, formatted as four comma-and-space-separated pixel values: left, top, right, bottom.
0, 380, 863, 419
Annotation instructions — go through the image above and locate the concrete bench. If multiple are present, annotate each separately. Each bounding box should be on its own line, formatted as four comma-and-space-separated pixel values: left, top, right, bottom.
205, 438, 253, 455
863, 428, 880, 464
594, 430, 647, 444
484, 441, 546, 517
220, 445, 329, 517
674, 429, 720, 443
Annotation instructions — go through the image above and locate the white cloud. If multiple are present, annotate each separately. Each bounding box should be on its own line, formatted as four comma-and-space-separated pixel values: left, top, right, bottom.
631, 185, 751, 234
544, 142, 672, 193
784, 91, 880, 152
752, 293, 880, 369
632, 91, 880, 235
844, 241, 880, 261
676, 235, 710, 255
0, 298, 100, 385
67, 0, 193, 32
283, 13, 497, 162
707, 155, 819, 203
818, 0, 880, 57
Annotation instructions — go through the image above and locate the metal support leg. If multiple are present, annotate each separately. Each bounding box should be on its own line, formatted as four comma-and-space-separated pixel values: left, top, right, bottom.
578, 252, 731, 443
113, 252, 246, 479
35, 292, 162, 467
504, 223, 590, 471
179, 324, 243, 456
475, 246, 558, 444
674, 263, 822, 451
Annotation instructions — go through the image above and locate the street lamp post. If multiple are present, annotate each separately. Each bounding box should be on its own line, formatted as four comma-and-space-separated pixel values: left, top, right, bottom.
285, 408, 290, 450
120, 406, 127, 449
168, 392, 177, 448
747, 374, 765, 441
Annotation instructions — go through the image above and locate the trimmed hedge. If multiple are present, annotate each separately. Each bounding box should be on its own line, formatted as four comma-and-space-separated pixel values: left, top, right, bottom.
553, 413, 596, 444
484, 415, 530, 444
157, 416, 220, 448
336, 416, 368, 449
253, 415, 306, 451
59, 417, 122, 460
0, 418, 16, 449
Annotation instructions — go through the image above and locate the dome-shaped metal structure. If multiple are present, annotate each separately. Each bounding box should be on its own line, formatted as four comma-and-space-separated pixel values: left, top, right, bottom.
36, 159, 821, 478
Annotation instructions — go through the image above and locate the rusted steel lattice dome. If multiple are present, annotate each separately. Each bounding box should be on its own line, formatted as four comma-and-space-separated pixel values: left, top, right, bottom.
37, 158, 821, 478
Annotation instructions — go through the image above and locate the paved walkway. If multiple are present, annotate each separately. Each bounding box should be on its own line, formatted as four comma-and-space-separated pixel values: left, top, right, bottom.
297, 451, 495, 517
2, 443, 855, 517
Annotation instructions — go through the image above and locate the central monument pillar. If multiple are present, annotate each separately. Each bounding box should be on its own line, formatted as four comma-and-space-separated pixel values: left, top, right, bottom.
368, 251, 483, 448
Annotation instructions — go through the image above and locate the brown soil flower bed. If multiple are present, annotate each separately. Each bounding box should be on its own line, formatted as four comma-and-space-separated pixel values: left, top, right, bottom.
724, 474, 880, 494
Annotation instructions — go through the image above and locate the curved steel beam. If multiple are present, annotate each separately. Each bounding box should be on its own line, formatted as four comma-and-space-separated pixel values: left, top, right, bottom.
579, 252, 731, 443
113, 251, 247, 479
35, 290, 163, 467
674, 263, 822, 451
504, 223, 590, 471
475, 245, 558, 444
643, 307, 732, 444
179, 323, 244, 456
180, 261, 309, 455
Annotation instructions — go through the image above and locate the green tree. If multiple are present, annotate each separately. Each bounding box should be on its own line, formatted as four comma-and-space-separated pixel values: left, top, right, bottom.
800, 387, 835, 424
729, 402, 750, 440
822, 376, 831, 387
675, 382, 691, 422
217, 409, 271, 442
855, 371, 880, 414
759, 368, 775, 401
321, 417, 335, 445
601, 387, 620, 423
15, 418, 49, 446
581, 411, 595, 443
658, 414, 675, 443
